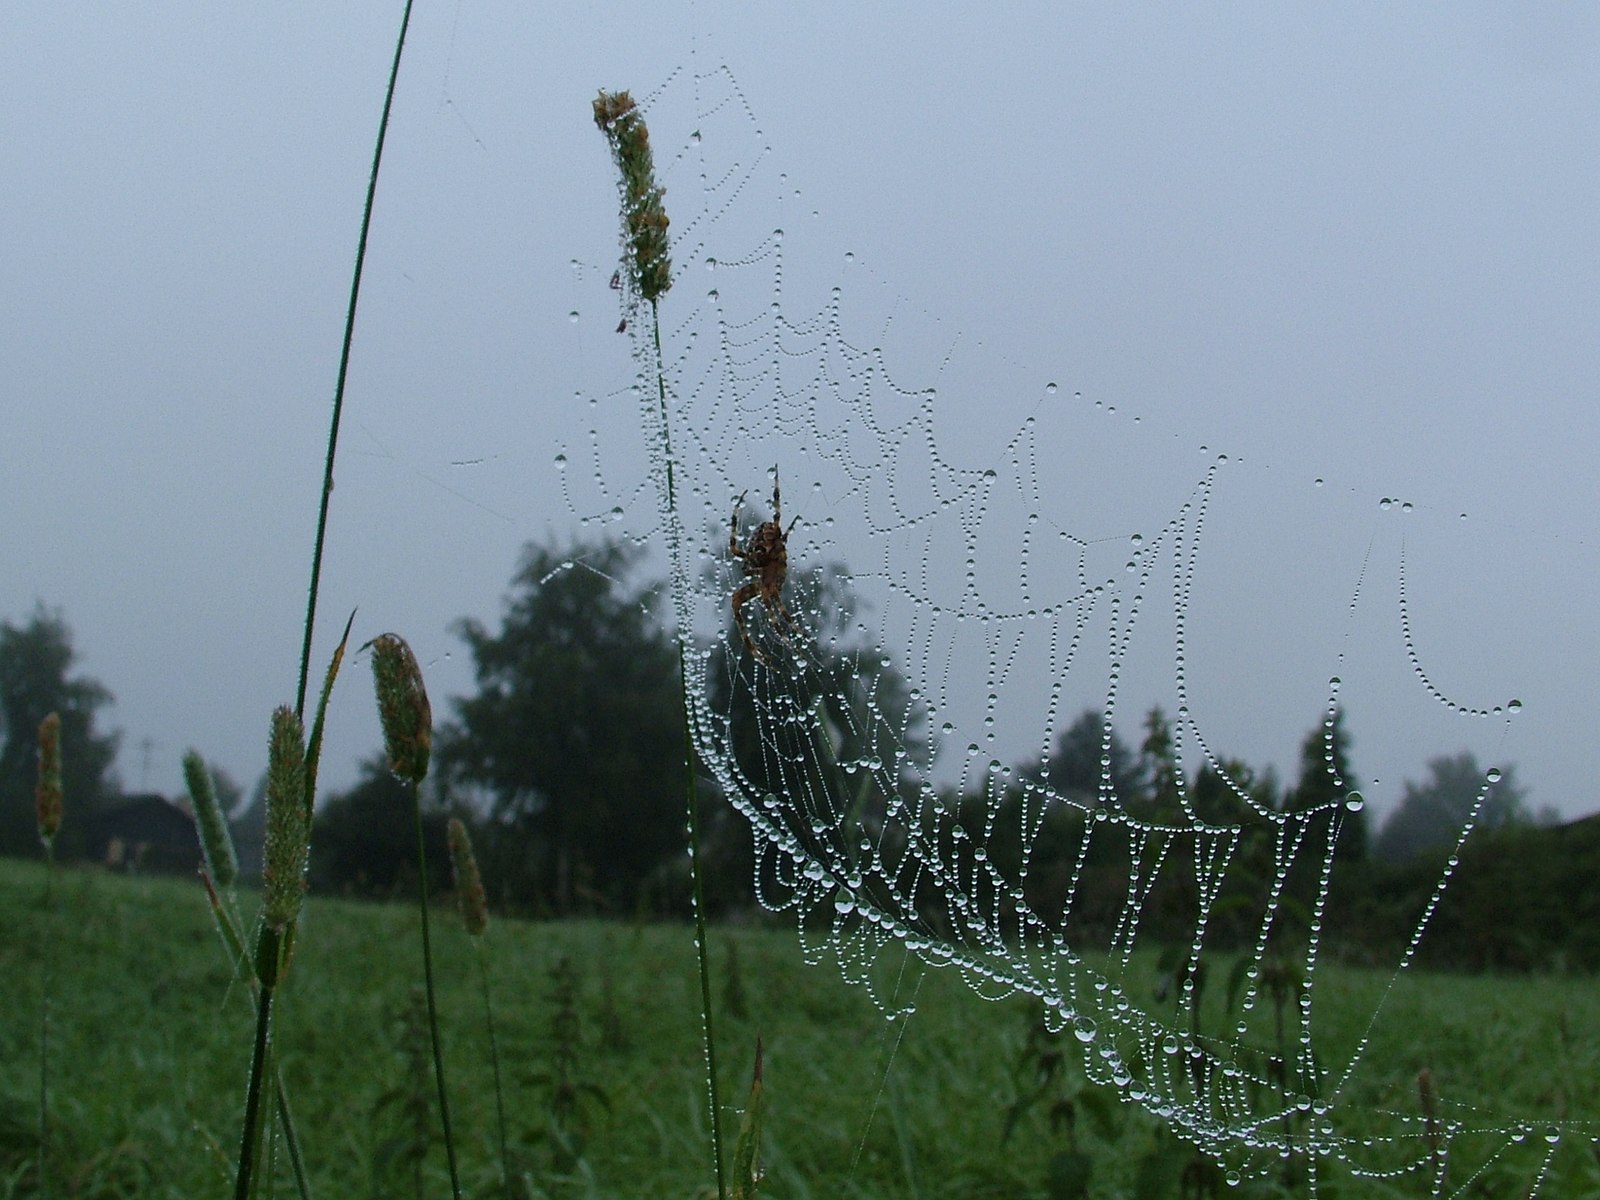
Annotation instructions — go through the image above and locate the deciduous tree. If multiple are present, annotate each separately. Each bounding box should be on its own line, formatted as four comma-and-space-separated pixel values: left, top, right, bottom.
438, 537, 683, 913
1038, 708, 1145, 806
1372, 751, 1530, 863
311, 755, 450, 899
0, 604, 119, 858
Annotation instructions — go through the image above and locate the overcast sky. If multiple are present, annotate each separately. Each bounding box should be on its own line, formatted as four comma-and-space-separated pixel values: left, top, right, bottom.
3, 4, 1597, 824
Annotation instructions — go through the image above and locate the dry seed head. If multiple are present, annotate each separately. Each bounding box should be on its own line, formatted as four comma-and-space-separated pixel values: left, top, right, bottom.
447, 817, 489, 937
593, 88, 672, 303
35, 711, 62, 844
368, 633, 432, 784
184, 749, 239, 889
262, 706, 309, 930
591, 89, 636, 130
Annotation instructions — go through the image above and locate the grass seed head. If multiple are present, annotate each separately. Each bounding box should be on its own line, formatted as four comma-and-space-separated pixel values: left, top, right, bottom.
262, 706, 309, 930
593, 88, 672, 303
447, 817, 489, 937
184, 749, 239, 889
35, 711, 62, 845
368, 633, 432, 785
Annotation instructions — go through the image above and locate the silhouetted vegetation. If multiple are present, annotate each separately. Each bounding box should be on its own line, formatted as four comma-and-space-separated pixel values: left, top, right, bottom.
0, 604, 120, 859
1, 575, 1591, 976
435, 536, 686, 916
311, 756, 450, 901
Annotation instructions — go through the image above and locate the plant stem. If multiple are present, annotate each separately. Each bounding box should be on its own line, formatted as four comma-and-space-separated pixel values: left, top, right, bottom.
649, 303, 727, 1200
476, 944, 512, 1198
412, 784, 463, 1199
37, 841, 54, 1199
234, 926, 281, 1200
294, 0, 415, 719
203, 871, 313, 1198
274, 1072, 313, 1200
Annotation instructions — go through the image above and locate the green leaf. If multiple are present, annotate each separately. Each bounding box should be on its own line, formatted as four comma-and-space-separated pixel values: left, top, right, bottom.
303, 609, 356, 820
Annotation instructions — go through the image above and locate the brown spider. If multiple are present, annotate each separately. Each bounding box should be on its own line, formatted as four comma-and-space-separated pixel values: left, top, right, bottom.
729, 467, 799, 664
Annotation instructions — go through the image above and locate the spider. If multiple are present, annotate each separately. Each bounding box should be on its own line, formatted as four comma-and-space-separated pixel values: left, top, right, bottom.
729, 467, 800, 664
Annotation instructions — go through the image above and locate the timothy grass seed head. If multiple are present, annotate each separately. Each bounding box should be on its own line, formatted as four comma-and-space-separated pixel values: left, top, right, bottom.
35, 711, 62, 845
447, 817, 488, 937
368, 633, 432, 785
593, 88, 672, 303
184, 749, 239, 889
262, 706, 309, 930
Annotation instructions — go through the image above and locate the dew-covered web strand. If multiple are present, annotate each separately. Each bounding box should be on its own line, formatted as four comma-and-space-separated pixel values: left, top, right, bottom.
845, 961, 925, 1185
1327, 510, 1522, 1113
555, 66, 1586, 1192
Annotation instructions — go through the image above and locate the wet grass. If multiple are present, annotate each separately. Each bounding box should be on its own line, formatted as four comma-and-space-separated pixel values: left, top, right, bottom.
2, 858, 1597, 1198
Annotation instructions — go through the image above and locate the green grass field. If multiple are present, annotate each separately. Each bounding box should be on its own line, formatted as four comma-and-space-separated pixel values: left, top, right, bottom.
2, 858, 1596, 1198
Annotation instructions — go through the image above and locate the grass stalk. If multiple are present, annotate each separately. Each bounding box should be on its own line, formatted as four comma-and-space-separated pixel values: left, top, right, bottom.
368, 633, 458, 1197
653, 307, 728, 1200
273, 1075, 312, 1200
593, 86, 726, 1198
476, 945, 512, 1197
293, 0, 415, 719
234, 928, 281, 1200
449, 816, 509, 1195
235, 707, 309, 1199
37, 839, 54, 1198
35, 710, 62, 1199
198, 806, 314, 1199
410, 784, 463, 1199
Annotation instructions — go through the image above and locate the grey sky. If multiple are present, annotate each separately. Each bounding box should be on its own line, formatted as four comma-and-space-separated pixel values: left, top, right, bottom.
3, 4, 1597, 821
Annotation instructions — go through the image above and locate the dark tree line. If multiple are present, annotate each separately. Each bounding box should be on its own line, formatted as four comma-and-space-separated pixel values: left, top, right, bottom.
3, 548, 1568, 969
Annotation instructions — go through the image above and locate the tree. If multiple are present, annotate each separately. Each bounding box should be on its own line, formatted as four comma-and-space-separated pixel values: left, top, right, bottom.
1372, 751, 1531, 864
1284, 708, 1366, 861
0, 604, 120, 859
311, 755, 450, 899
438, 536, 684, 913
1190, 756, 1279, 825
1138, 706, 1182, 821
1037, 708, 1145, 806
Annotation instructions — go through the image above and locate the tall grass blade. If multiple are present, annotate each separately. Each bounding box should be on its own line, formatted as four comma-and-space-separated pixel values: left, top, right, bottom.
294, 0, 416, 720
303, 609, 357, 819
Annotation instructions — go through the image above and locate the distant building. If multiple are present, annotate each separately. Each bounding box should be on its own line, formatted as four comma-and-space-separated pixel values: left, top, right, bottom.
91, 793, 202, 874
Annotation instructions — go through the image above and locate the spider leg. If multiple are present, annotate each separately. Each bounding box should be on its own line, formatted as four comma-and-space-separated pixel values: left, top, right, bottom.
732, 581, 769, 664
764, 591, 798, 646
729, 491, 749, 557
771, 467, 781, 527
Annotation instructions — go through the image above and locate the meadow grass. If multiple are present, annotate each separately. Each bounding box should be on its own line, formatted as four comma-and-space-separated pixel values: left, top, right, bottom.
4, 857, 1598, 1198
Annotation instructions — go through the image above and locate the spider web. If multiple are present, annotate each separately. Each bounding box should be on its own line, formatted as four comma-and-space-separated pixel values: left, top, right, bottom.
558, 67, 1589, 1192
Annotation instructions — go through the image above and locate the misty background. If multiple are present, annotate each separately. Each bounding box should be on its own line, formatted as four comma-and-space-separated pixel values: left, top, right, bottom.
2, 4, 1596, 827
